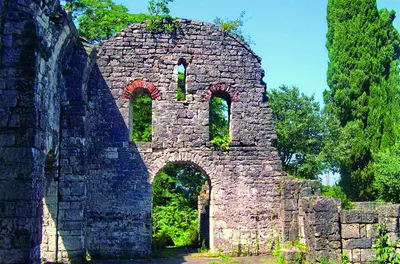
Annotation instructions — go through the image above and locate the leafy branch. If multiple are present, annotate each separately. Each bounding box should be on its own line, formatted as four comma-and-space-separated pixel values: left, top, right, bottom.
214, 11, 254, 45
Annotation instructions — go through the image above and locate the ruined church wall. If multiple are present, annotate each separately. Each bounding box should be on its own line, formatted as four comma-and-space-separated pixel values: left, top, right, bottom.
85, 20, 285, 258
0, 0, 82, 262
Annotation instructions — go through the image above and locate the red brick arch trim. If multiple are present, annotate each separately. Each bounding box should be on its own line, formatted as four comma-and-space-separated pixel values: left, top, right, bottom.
122, 80, 162, 100
203, 83, 239, 102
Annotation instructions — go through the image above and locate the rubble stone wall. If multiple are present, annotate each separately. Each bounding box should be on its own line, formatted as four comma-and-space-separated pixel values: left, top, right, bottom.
0, 0, 80, 262
84, 20, 285, 258
282, 181, 400, 264
341, 203, 400, 263
2, 1, 399, 263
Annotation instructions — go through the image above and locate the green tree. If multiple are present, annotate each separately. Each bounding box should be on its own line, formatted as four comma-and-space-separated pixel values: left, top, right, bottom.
268, 85, 329, 179
152, 164, 208, 248
64, 0, 175, 43
373, 143, 400, 203
65, 0, 149, 43
325, 0, 400, 201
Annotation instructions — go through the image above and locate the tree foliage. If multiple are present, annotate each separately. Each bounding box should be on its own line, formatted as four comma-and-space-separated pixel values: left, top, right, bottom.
268, 86, 330, 179
373, 143, 400, 203
152, 164, 208, 248
177, 72, 186, 101
64, 0, 175, 43
64, 0, 149, 43
209, 96, 230, 150
325, 0, 400, 201
321, 185, 354, 209
146, 0, 177, 34
214, 11, 254, 45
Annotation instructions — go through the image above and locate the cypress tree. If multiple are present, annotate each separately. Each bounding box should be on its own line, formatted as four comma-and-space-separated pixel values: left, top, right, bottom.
325, 0, 400, 200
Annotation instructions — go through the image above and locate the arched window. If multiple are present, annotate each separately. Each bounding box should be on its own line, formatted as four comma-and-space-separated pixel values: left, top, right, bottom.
131, 88, 152, 142
209, 92, 231, 149
177, 59, 187, 101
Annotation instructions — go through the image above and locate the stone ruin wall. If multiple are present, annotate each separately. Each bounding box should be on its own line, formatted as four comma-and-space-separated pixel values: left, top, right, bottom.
1, 0, 399, 263
84, 19, 285, 259
0, 0, 285, 262
282, 180, 400, 263
0, 0, 87, 262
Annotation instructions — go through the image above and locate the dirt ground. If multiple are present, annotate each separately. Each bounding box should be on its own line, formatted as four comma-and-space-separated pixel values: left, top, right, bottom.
88, 248, 276, 264
90, 255, 276, 264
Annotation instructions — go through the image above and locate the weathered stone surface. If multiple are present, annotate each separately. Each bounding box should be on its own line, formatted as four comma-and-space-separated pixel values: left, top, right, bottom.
344, 239, 372, 249
342, 210, 363, 223
2, 1, 400, 264
342, 224, 360, 239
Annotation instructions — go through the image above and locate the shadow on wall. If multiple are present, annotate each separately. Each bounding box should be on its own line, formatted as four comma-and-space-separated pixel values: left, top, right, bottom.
83, 58, 151, 259
39, 40, 151, 262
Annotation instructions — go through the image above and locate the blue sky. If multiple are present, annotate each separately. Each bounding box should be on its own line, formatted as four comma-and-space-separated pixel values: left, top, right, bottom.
117, 0, 400, 107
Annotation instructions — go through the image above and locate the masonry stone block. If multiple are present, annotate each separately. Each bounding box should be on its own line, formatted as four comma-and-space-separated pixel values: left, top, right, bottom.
342, 210, 363, 224
344, 239, 372, 249
342, 224, 360, 239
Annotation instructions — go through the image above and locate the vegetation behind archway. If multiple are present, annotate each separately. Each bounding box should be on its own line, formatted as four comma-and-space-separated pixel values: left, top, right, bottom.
152, 163, 209, 249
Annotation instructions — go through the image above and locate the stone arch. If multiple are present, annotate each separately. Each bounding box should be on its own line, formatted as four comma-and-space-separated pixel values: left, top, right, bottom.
151, 159, 213, 250
147, 153, 216, 184
204, 83, 239, 103
122, 80, 162, 100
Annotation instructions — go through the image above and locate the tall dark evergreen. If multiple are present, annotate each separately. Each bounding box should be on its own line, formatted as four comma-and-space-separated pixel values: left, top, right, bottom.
325, 0, 400, 201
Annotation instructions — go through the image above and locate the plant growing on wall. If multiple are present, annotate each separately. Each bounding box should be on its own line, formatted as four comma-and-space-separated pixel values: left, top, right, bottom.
373, 224, 400, 264
64, 0, 177, 42
64, 0, 150, 43
214, 11, 254, 45
146, 0, 179, 34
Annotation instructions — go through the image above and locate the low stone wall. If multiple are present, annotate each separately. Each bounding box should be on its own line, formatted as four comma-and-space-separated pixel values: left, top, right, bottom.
299, 197, 342, 263
280, 178, 321, 242
282, 180, 400, 264
341, 204, 400, 263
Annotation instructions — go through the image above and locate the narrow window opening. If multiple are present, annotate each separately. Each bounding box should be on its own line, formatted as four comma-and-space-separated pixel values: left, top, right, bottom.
177, 59, 187, 101
209, 93, 231, 150
131, 88, 152, 142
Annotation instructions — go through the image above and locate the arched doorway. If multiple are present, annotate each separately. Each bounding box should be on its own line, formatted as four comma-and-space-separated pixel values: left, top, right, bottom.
151, 162, 211, 251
